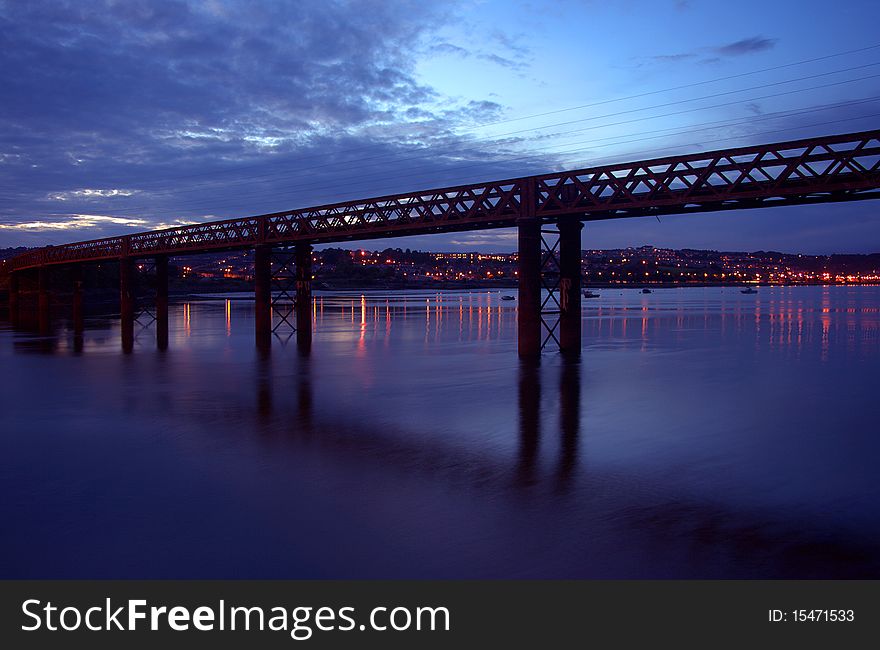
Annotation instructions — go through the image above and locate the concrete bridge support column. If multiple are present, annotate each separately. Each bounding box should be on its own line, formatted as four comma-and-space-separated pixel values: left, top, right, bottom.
558, 219, 583, 358
120, 257, 135, 353
517, 216, 542, 360
295, 242, 312, 353
38, 266, 51, 336
8, 272, 19, 327
254, 245, 272, 350
155, 255, 169, 351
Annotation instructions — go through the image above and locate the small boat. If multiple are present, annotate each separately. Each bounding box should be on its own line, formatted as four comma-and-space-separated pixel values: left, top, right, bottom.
501, 295, 516, 301
741, 287, 758, 294
583, 290, 600, 298
641, 288, 652, 294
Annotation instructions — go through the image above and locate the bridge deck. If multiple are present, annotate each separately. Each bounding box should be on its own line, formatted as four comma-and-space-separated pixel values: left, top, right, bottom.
8, 129, 880, 271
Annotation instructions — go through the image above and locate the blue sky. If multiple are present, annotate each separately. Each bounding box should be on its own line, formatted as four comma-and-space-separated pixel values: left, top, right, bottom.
1, 0, 879, 253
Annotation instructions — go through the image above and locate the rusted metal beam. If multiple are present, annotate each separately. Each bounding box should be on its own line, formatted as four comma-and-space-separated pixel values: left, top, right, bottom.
71, 265, 84, 353
71, 265, 84, 336
120, 257, 134, 353
558, 218, 583, 357
155, 255, 169, 351
38, 266, 50, 335
8, 272, 19, 327
254, 245, 271, 350
295, 242, 312, 354
518, 178, 542, 360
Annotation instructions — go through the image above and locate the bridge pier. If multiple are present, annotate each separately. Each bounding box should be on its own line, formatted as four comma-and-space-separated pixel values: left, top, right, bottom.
71, 266, 84, 353
517, 216, 542, 359
295, 242, 312, 353
558, 219, 583, 358
38, 266, 50, 336
155, 255, 169, 351
71, 265, 84, 340
254, 244, 272, 350
120, 257, 135, 353
8, 272, 19, 327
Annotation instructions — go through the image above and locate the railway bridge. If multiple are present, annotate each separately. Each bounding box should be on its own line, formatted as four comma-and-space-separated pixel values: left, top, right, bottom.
5, 129, 880, 357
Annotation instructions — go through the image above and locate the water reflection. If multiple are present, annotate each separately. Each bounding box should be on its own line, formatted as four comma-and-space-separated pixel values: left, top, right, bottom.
2, 286, 880, 578
311, 291, 513, 346
256, 350, 272, 420
254, 348, 315, 431
248, 344, 581, 499
297, 354, 314, 432
575, 287, 880, 364
557, 359, 580, 492
516, 360, 541, 487
516, 358, 581, 492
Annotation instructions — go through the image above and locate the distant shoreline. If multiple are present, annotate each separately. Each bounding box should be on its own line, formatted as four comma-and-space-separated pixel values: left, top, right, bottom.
175, 282, 880, 301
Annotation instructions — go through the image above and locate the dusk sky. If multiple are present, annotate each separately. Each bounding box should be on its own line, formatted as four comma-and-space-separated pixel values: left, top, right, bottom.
1, 0, 879, 253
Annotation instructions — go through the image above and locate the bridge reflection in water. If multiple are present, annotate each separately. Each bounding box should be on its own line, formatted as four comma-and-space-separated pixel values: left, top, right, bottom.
247, 296, 584, 494
3, 291, 592, 497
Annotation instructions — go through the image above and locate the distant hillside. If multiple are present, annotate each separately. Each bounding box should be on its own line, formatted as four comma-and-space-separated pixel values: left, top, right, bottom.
0, 247, 30, 261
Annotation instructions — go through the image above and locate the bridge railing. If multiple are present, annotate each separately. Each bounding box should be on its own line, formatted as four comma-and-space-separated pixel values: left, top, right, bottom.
533, 129, 880, 218
129, 216, 263, 256
261, 179, 523, 243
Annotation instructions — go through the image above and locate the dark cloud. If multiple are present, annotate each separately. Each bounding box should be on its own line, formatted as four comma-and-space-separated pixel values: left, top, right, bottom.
426, 32, 531, 73
477, 52, 528, 72
713, 35, 777, 56
651, 34, 777, 66
0, 0, 554, 246
652, 53, 698, 63
489, 29, 532, 59
430, 42, 470, 56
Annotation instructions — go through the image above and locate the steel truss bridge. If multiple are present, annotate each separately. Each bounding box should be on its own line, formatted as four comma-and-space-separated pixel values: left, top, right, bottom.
6, 129, 880, 357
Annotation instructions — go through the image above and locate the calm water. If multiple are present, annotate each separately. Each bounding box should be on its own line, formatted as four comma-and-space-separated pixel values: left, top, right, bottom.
1, 285, 879, 578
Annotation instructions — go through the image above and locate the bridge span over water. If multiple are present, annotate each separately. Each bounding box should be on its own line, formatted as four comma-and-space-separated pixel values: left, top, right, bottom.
5, 129, 880, 357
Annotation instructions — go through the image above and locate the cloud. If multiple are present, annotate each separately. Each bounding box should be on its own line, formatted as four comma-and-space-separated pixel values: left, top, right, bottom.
0, 214, 148, 231
489, 30, 532, 59
713, 36, 777, 57
430, 42, 470, 56
652, 53, 698, 63
477, 52, 528, 72
0, 0, 557, 246
449, 230, 518, 247
651, 34, 777, 66
48, 189, 140, 201
152, 218, 201, 230
427, 34, 531, 72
